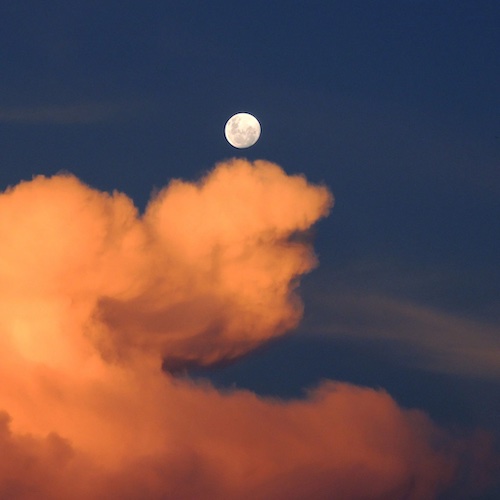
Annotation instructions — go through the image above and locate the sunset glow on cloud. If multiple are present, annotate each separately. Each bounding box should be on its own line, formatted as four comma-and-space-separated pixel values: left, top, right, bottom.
0, 159, 495, 499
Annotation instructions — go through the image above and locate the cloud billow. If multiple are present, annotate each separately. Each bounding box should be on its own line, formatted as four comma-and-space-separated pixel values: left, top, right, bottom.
0, 159, 495, 499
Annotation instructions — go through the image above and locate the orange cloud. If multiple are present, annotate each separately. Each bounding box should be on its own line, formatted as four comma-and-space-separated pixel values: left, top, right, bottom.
0, 159, 495, 498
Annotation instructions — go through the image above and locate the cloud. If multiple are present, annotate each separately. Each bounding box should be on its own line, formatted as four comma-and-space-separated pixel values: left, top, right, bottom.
0, 102, 130, 124
305, 291, 500, 379
0, 159, 496, 498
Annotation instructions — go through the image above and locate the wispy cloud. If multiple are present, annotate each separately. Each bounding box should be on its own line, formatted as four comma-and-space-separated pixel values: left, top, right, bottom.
0, 102, 130, 124
305, 291, 500, 379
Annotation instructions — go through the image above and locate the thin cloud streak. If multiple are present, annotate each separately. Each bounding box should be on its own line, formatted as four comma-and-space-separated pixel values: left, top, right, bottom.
0, 102, 135, 124
306, 292, 500, 379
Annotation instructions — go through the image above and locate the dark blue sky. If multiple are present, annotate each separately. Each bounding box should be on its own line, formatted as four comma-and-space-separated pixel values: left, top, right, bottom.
1, 1, 499, 497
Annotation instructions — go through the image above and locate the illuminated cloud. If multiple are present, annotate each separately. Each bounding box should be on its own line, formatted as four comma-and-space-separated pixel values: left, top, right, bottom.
0, 159, 496, 498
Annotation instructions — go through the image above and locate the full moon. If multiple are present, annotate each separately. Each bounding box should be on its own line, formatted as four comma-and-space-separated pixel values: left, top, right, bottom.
224, 112, 261, 148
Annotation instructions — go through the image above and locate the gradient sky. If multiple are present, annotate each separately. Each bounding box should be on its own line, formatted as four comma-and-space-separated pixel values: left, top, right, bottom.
1, 1, 499, 498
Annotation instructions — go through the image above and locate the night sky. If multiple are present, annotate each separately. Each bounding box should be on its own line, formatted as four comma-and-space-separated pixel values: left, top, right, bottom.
1, 1, 499, 498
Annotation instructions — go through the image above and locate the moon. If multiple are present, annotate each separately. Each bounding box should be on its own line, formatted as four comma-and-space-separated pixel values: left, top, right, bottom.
224, 112, 261, 148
